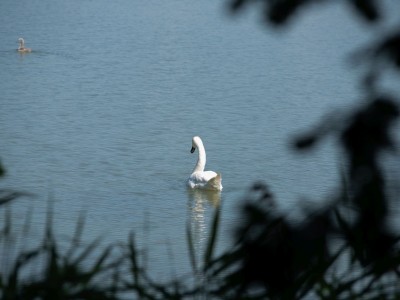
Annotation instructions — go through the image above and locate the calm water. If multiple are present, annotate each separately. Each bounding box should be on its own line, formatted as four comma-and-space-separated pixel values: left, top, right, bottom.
1, 0, 397, 280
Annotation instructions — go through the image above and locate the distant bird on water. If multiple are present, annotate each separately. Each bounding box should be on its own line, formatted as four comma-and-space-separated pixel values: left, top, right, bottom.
17, 37, 31, 53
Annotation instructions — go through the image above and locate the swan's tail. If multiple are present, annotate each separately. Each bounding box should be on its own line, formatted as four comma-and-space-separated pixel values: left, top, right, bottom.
206, 173, 223, 191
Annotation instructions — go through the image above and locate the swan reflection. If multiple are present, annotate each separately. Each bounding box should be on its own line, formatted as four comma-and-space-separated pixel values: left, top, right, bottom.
187, 189, 221, 297
188, 189, 220, 258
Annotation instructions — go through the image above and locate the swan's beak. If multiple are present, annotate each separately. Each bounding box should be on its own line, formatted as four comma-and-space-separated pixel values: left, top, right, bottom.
190, 147, 195, 153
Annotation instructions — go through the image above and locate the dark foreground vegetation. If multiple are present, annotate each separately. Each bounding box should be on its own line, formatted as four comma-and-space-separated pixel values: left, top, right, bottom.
2, 0, 400, 299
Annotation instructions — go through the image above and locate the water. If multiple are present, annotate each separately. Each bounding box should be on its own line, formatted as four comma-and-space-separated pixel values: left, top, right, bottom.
1, 0, 398, 280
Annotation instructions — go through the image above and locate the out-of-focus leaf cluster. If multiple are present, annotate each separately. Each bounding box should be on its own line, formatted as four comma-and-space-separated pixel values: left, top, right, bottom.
228, 0, 400, 94
206, 95, 400, 299
210, 2, 400, 297
229, 0, 380, 25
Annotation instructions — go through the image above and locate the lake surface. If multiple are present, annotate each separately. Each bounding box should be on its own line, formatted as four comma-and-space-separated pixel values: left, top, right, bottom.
1, 0, 398, 281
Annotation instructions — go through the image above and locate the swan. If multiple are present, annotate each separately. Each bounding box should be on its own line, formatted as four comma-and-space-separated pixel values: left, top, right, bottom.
17, 38, 31, 53
187, 136, 222, 191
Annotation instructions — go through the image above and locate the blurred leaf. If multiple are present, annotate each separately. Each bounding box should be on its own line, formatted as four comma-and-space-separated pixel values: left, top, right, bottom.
267, 0, 305, 25
71, 236, 102, 266
376, 32, 400, 68
0, 160, 5, 177
66, 210, 87, 257
349, 0, 379, 22
89, 245, 113, 276
0, 190, 29, 206
294, 135, 317, 150
229, 0, 246, 11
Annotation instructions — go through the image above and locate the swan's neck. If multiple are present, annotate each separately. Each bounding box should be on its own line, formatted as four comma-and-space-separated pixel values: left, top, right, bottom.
193, 142, 206, 173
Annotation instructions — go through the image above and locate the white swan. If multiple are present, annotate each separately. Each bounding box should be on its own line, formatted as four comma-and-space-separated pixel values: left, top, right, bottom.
187, 136, 222, 191
17, 38, 31, 53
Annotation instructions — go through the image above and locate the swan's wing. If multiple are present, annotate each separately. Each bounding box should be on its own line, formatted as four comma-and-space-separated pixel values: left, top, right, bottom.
189, 171, 222, 191
189, 171, 215, 183
205, 172, 222, 191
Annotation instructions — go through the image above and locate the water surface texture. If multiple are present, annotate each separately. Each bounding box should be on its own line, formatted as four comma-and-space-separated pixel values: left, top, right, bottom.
0, 0, 387, 279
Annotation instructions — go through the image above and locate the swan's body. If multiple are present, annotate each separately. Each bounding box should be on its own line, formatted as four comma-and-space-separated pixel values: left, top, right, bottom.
17, 38, 31, 53
188, 136, 222, 191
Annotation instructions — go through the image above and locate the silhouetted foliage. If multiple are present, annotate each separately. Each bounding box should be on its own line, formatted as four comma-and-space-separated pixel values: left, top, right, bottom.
219, 0, 400, 298
376, 32, 400, 68
206, 185, 336, 298
208, 94, 400, 298
229, 0, 382, 24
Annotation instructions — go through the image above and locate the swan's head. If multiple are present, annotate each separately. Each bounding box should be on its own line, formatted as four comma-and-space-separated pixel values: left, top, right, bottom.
191, 136, 203, 153
18, 38, 24, 44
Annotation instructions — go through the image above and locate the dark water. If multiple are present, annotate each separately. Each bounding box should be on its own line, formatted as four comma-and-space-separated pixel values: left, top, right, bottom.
1, 0, 399, 279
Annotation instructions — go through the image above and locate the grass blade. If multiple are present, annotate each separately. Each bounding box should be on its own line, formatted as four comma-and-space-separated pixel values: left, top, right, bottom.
204, 205, 220, 269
